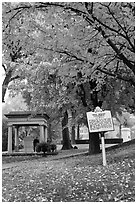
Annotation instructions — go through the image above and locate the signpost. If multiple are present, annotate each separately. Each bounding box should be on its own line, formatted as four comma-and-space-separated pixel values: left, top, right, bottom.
86, 107, 114, 166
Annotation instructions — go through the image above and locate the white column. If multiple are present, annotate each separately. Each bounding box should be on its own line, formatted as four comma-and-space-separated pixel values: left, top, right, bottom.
40, 125, 45, 142
8, 125, 12, 153
44, 127, 48, 142
15, 126, 19, 151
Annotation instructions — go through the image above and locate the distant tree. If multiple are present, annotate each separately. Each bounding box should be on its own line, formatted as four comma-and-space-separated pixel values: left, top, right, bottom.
61, 110, 73, 150
2, 93, 28, 116
2, 2, 35, 102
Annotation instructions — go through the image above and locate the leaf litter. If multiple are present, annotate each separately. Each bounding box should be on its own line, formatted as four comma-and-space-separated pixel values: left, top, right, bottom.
2, 143, 135, 202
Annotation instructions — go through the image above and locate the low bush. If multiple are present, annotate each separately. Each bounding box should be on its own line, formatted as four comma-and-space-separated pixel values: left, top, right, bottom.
36, 142, 57, 154
35, 143, 41, 153
50, 143, 57, 152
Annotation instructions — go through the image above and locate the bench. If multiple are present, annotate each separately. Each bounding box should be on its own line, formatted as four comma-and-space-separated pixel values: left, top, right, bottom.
61, 138, 123, 145
75, 138, 123, 144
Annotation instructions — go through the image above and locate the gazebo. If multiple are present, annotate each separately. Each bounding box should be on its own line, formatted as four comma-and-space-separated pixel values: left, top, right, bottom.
5, 111, 50, 153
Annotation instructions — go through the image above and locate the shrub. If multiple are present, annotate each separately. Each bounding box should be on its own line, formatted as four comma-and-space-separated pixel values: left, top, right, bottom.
36, 142, 57, 154
36, 142, 49, 154
41, 142, 49, 154
50, 143, 57, 152
35, 143, 41, 153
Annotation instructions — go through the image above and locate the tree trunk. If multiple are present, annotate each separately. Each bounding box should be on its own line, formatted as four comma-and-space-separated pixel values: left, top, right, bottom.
77, 124, 80, 140
88, 81, 102, 154
76, 78, 101, 155
2, 67, 20, 103
89, 132, 100, 154
2, 70, 12, 102
67, 109, 76, 144
71, 125, 76, 144
61, 111, 73, 150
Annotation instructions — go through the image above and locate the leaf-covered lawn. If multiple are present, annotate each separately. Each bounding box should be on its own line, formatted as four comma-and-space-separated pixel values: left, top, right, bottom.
2, 148, 87, 164
2, 143, 135, 202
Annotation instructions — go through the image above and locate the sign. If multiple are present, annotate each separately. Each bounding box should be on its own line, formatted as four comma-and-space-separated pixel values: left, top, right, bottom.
86, 110, 114, 133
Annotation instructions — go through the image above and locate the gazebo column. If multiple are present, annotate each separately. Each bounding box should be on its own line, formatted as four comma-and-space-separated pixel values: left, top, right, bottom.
8, 125, 13, 153
44, 126, 48, 142
40, 125, 45, 142
15, 126, 19, 152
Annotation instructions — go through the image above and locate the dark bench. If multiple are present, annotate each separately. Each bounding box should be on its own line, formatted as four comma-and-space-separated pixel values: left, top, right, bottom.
61, 138, 123, 145
75, 138, 123, 144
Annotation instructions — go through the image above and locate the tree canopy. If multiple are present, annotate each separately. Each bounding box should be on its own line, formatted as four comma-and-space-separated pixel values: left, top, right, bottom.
2, 2, 135, 115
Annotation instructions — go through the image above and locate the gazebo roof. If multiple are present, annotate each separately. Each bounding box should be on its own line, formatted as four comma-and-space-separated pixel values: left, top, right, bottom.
5, 111, 50, 120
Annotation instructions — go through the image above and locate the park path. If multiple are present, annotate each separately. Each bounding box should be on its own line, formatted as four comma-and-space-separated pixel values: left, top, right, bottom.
2, 149, 88, 170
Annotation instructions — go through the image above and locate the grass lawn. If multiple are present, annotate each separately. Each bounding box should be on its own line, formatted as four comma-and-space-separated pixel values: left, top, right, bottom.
2, 142, 135, 202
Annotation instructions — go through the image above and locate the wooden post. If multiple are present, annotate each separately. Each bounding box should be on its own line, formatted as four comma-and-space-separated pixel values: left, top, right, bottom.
100, 133, 107, 166
8, 125, 12, 153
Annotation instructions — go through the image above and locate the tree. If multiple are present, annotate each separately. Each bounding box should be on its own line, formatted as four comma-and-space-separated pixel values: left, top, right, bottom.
2, 93, 28, 115
3, 2, 134, 111
2, 2, 135, 153
3, 2, 135, 81
2, 2, 36, 102
3, 2, 135, 106
6, 2, 134, 83
61, 110, 73, 150
2, 36, 24, 103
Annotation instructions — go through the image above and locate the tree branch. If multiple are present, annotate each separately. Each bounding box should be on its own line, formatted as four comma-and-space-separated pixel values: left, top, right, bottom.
96, 26, 135, 73
103, 3, 135, 52
96, 66, 135, 86
2, 64, 7, 72
10, 75, 20, 82
38, 45, 135, 86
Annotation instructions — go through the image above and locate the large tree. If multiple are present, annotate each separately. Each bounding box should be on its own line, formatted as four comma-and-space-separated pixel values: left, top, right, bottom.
2, 2, 135, 99
2, 2, 135, 153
